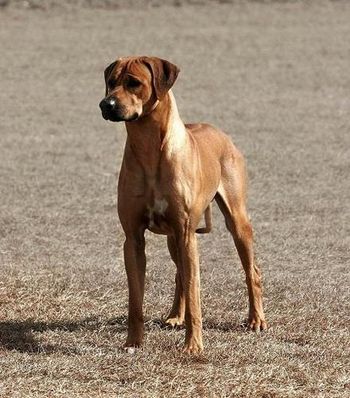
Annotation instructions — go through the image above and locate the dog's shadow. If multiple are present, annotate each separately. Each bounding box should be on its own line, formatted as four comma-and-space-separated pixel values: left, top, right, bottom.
0, 316, 243, 354
0, 316, 128, 354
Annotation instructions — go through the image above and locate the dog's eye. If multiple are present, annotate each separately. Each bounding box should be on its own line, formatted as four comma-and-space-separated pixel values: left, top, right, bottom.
126, 77, 142, 89
108, 78, 117, 89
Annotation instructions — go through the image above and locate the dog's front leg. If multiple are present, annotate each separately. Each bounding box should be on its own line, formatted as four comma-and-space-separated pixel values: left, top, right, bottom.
166, 235, 185, 327
124, 233, 146, 349
177, 228, 203, 354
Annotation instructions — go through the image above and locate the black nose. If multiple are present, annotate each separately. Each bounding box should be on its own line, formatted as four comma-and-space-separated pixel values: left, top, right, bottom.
99, 97, 116, 112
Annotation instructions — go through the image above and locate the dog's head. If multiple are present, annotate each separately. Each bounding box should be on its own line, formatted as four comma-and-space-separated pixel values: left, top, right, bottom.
99, 56, 179, 122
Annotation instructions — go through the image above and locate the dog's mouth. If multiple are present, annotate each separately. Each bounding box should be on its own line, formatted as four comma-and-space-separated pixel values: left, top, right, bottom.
101, 109, 139, 123
124, 112, 140, 122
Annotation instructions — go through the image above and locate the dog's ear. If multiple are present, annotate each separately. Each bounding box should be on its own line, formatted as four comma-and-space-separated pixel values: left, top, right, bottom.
103, 59, 120, 96
143, 57, 180, 100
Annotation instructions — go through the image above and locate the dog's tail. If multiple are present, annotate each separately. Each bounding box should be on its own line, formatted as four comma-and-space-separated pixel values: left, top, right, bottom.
196, 203, 212, 234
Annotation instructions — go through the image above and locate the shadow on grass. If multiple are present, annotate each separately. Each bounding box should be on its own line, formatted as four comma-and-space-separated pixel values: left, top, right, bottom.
0, 316, 127, 354
0, 316, 243, 354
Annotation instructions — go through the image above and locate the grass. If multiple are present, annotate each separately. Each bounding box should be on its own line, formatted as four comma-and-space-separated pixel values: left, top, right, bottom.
0, 1, 349, 396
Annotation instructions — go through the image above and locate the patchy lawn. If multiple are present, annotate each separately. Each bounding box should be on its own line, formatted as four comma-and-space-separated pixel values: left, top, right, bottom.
0, 1, 349, 397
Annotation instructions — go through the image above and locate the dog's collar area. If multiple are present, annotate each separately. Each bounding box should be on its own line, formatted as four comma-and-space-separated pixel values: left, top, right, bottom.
140, 100, 159, 119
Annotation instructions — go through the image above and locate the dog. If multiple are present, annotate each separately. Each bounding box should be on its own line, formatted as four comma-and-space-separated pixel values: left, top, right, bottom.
99, 56, 267, 354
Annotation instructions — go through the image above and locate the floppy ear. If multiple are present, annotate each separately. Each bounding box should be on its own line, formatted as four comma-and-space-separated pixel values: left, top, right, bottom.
143, 57, 180, 100
103, 60, 119, 96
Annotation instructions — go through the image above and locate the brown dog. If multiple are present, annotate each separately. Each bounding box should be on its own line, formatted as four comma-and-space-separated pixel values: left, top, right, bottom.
99, 56, 267, 354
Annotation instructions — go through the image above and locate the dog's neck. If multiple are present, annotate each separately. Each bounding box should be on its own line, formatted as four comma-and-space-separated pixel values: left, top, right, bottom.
125, 90, 187, 176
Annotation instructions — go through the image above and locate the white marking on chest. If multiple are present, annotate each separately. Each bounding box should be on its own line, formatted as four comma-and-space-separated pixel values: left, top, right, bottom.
154, 198, 168, 214
147, 198, 168, 227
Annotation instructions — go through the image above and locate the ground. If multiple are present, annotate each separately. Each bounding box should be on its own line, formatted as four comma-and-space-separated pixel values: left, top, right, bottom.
0, 1, 349, 397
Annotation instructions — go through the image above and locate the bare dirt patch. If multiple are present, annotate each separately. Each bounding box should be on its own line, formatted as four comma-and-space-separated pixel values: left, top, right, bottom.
0, 1, 349, 397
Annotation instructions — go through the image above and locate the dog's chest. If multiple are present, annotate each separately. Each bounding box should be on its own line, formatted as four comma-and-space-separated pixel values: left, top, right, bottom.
147, 198, 168, 224
144, 181, 171, 234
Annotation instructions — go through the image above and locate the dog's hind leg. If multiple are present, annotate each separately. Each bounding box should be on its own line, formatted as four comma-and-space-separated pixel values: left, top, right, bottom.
196, 203, 212, 234
165, 235, 185, 327
215, 153, 267, 331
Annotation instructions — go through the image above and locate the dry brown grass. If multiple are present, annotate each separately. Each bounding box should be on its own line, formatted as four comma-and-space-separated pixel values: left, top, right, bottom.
0, 1, 349, 397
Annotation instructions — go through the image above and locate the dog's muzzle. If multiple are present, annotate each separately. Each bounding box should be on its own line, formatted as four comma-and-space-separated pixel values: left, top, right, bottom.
99, 97, 139, 122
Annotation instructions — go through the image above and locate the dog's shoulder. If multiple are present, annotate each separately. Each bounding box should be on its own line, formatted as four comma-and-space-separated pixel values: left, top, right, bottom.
185, 122, 233, 144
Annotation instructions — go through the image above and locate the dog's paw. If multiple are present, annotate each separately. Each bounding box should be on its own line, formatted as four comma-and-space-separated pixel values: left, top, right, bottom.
124, 336, 143, 351
183, 342, 203, 355
183, 337, 203, 355
247, 315, 267, 332
165, 316, 184, 328
124, 346, 138, 354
